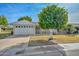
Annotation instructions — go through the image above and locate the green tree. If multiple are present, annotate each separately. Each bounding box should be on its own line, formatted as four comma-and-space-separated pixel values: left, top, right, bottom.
38, 5, 68, 30
0, 16, 8, 26
18, 16, 32, 22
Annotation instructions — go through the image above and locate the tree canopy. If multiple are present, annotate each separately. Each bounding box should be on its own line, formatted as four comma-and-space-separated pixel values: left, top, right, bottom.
0, 16, 8, 27
38, 5, 68, 29
18, 16, 32, 22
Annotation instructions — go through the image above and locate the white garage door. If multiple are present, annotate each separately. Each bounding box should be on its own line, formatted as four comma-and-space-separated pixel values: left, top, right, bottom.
14, 26, 35, 35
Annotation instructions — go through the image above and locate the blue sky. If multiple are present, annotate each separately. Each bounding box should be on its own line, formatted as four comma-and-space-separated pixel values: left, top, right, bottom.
0, 3, 79, 23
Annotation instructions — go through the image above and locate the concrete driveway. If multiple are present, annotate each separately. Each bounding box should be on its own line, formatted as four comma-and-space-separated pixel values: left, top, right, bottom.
0, 44, 66, 56
0, 36, 66, 56
0, 36, 30, 50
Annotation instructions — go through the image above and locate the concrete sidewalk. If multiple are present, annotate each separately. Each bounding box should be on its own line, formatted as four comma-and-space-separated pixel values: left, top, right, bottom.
59, 43, 79, 56
59, 43, 79, 50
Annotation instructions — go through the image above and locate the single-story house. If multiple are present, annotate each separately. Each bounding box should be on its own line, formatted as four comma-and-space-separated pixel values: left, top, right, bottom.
13, 21, 35, 35
70, 23, 79, 28
13, 21, 58, 35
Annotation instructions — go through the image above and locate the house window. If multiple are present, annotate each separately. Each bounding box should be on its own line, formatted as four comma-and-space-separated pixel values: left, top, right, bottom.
16, 26, 20, 28
18, 26, 20, 28
21, 26, 22, 28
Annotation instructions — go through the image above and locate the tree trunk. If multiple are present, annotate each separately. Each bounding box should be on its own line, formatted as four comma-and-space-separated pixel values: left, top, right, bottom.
48, 29, 53, 41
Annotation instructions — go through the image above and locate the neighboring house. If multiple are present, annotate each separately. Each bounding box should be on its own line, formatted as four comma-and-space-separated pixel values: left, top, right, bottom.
70, 23, 79, 28
13, 21, 35, 35
8, 22, 14, 28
